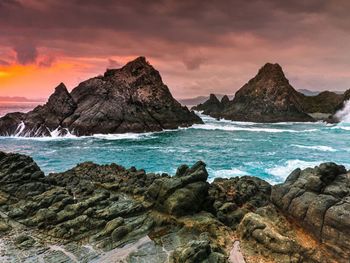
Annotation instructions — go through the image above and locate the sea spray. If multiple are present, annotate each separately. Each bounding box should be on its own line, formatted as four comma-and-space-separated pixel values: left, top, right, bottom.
335, 100, 350, 122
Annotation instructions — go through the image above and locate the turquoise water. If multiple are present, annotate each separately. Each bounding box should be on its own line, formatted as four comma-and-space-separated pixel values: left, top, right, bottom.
1, 111, 350, 184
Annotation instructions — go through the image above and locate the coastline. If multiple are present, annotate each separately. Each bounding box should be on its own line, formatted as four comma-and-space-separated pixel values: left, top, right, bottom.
0, 151, 348, 262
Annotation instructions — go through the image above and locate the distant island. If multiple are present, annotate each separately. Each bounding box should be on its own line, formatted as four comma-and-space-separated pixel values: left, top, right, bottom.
178, 94, 233, 106
0, 96, 45, 102
297, 89, 345, 96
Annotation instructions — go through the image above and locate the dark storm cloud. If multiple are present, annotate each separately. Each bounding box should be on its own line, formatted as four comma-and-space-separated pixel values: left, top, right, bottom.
1, 0, 350, 98
1, 0, 347, 45
13, 43, 38, 64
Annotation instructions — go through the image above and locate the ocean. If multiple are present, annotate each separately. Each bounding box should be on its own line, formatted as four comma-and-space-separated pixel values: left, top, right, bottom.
0, 102, 349, 184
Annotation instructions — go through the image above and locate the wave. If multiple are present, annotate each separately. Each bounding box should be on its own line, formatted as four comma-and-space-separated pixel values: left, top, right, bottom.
266, 160, 323, 181
335, 100, 350, 122
190, 123, 317, 133
330, 124, 350, 131
2, 132, 156, 141
195, 111, 325, 126
208, 168, 250, 181
291, 144, 337, 152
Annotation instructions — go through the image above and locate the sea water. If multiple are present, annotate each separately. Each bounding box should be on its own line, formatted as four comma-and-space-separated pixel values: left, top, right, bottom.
0, 103, 350, 184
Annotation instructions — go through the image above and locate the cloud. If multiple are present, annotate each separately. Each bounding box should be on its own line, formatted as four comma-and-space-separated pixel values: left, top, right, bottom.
0, 59, 10, 66
1, 0, 350, 98
13, 43, 38, 65
182, 51, 206, 70
38, 55, 56, 67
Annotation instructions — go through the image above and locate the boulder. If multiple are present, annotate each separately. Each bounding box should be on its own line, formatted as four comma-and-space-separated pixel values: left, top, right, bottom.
271, 162, 350, 262
146, 161, 209, 216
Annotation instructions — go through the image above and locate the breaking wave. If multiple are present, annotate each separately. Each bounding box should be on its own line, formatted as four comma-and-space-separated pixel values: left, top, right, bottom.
335, 100, 350, 122
190, 123, 317, 133
266, 160, 324, 181
291, 144, 337, 152
208, 168, 250, 182
3, 122, 157, 141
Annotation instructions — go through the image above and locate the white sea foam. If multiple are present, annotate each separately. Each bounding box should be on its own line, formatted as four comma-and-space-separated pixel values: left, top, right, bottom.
291, 144, 337, 152
331, 124, 350, 131
191, 123, 317, 133
208, 168, 250, 182
335, 100, 350, 122
266, 160, 323, 181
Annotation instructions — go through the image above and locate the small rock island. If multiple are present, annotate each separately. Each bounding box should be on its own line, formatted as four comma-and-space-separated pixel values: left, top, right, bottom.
193, 63, 346, 122
0, 57, 202, 137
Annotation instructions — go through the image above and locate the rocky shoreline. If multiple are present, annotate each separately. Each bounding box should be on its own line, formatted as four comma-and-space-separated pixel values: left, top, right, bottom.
0, 151, 348, 262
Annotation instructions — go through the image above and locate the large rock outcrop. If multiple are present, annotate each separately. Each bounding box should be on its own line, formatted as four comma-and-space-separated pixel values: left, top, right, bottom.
0, 151, 229, 262
0, 57, 202, 137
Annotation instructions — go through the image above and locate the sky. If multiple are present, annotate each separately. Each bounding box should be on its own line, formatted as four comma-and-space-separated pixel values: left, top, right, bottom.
1, 0, 350, 99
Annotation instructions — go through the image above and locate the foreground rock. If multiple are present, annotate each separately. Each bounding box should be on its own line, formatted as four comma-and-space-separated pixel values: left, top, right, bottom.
271, 162, 350, 262
0, 57, 202, 137
0, 151, 349, 262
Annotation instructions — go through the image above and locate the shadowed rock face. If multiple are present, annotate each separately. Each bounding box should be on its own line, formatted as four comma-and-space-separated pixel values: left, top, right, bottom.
192, 94, 224, 116
208, 63, 314, 122
193, 63, 338, 122
0, 151, 349, 262
0, 57, 202, 137
271, 163, 350, 262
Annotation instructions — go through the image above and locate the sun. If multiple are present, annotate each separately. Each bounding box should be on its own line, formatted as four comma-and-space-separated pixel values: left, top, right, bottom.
0, 71, 10, 78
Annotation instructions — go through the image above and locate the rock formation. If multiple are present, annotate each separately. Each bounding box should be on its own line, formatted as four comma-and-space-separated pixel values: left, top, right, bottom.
0, 151, 349, 262
198, 63, 314, 122
192, 93, 224, 116
193, 63, 345, 122
271, 163, 350, 262
0, 57, 202, 137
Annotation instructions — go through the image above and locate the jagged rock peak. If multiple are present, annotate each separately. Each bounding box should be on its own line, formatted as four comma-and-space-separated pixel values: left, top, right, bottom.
221, 95, 230, 104
208, 93, 220, 103
54, 82, 69, 93
46, 82, 76, 117
255, 62, 287, 82
104, 56, 152, 77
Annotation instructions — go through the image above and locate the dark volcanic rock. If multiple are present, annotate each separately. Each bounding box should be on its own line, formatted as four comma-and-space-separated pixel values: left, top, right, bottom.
193, 63, 317, 122
298, 91, 343, 114
271, 163, 350, 262
218, 63, 314, 122
146, 161, 209, 216
208, 176, 271, 229
0, 151, 229, 262
0, 83, 77, 137
192, 94, 224, 116
1, 151, 349, 262
0, 57, 202, 137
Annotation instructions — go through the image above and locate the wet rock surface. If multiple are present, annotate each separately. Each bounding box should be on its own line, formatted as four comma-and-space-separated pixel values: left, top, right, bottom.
0, 57, 202, 137
271, 162, 350, 262
0, 151, 349, 262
